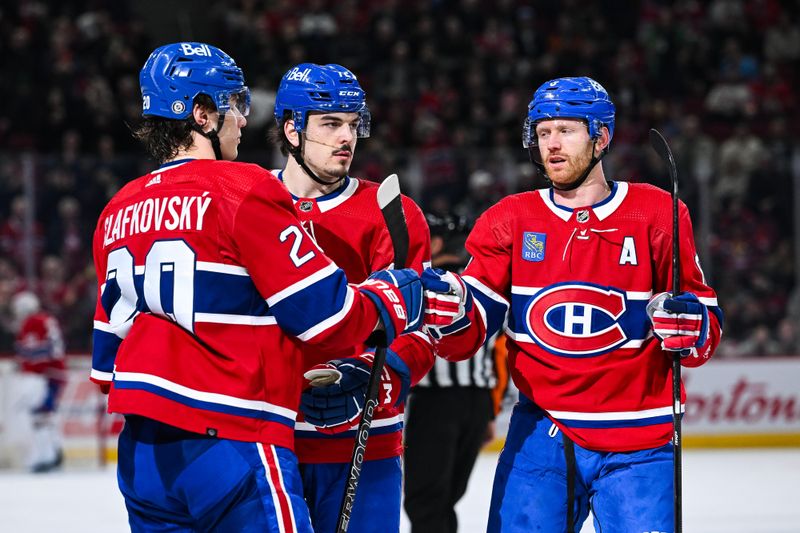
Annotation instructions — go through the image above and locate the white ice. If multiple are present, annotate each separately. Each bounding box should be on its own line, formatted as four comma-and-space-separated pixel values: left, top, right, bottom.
0, 449, 798, 533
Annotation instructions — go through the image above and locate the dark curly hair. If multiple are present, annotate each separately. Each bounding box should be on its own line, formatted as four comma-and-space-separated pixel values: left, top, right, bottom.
132, 94, 215, 163
269, 111, 294, 157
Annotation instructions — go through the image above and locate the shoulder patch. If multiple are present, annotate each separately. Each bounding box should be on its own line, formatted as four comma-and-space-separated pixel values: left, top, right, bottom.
522, 232, 546, 262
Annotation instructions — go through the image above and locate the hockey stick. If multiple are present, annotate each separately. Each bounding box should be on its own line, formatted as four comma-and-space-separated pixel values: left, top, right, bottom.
336, 174, 409, 533
649, 128, 683, 533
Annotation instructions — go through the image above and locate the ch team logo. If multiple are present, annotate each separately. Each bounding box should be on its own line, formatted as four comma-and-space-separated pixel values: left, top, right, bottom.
522, 232, 546, 262
524, 282, 628, 357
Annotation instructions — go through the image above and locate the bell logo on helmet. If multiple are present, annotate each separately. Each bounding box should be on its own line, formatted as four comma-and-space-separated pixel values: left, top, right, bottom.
171, 101, 186, 115
286, 67, 312, 83
180, 43, 212, 57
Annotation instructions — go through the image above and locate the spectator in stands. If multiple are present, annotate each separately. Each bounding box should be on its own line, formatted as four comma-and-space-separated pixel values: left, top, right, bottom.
714, 124, 764, 207
0, 0, 798, 356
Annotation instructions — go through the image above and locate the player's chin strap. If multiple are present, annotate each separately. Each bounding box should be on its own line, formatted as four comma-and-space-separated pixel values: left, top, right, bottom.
288, 135, 346, 187
530, 140, 608, 192
191, 112, 226, 160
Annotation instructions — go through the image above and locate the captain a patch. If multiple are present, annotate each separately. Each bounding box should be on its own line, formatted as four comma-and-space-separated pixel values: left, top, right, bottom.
522, 232, 546, 262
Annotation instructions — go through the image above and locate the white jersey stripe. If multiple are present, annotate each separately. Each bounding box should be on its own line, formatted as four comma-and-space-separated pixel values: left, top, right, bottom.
194, 313, 277, 326
463, 275, 509, 306
270, 444, 298, 532
258, 444, 287, 533
113, 371, 297, 420
196, 261, 249, 276
295, 413, 403, 432
548, 402, 684, 421
295, 286, 355, 341
266, 263, 339, 306
90, 369, 114, 383
505, 328, 646, 349
511, 286, 652, 300
93, 320, 114, 333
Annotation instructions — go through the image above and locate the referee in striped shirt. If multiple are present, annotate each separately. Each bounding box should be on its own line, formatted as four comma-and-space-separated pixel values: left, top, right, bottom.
404, 213, 508, 533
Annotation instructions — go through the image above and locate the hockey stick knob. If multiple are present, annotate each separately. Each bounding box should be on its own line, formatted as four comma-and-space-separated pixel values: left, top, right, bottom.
304, 367, 342, 387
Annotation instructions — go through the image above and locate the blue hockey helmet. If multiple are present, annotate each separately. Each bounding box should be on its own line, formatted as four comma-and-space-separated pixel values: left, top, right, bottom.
273, 63, 370, 137
523, 77, 615, 148
140, 42, 250, 120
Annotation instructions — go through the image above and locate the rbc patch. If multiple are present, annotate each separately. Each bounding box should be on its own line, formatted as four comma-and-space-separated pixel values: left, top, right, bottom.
522, 232, 546, 262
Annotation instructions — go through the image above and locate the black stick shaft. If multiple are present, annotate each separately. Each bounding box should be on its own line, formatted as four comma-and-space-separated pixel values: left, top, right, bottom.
337, 175, 409, 533
649, 129, 683, 533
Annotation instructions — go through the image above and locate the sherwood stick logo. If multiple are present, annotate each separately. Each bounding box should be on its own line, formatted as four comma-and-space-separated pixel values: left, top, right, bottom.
343, 400, 376, 515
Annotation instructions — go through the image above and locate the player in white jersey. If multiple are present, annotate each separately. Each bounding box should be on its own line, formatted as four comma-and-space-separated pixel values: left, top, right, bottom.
421, 77, 723, 532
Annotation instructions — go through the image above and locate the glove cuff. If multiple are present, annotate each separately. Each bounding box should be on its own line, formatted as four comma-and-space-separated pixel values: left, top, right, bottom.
384, 349, 411, 406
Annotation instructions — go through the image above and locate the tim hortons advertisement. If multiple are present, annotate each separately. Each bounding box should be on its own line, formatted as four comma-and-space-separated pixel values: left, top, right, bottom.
682, 357, 800, 447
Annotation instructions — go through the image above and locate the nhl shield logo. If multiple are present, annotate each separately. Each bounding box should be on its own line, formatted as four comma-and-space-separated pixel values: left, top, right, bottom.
576, 210, 589, 223
298, 200, 314, 212
522, 232, 546, 262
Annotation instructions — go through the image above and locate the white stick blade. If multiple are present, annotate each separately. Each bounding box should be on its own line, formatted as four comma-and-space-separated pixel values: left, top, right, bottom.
377, 174, 400, 210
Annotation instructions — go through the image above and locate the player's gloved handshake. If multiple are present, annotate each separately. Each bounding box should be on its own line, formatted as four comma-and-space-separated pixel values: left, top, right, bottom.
358, 268, 423, 345
646, 291, 709, 357
420, 267, 473, 339
301, 350, 411, 434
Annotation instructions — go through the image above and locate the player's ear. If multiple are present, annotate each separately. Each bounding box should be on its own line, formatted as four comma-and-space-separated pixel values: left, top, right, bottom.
284, 119, 300, 148
594, 126, 610, 156
192, 103, 215, 132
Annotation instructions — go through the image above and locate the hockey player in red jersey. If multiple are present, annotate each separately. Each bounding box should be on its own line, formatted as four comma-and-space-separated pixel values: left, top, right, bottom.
270, 63, 435, 533
12, 291, 66, 472
421, 77, 723, 532
90, 43, 424, 533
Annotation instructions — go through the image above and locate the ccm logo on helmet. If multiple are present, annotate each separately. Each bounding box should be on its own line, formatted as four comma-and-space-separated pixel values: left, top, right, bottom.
339, 90, 361, 97
524, 283, 628, 357
180, 43, 212, 57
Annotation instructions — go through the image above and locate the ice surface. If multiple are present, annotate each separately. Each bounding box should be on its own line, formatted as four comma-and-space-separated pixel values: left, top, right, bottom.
1, 449, 798, 532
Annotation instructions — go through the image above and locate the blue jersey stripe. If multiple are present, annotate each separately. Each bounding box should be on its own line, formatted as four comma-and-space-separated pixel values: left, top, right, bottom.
269, 268, 351, 337
508, 293, 651, 342
112, 380, 295, 428
92, 328, 122, 374
470, 288, 508, 339
557, 413, 675, 429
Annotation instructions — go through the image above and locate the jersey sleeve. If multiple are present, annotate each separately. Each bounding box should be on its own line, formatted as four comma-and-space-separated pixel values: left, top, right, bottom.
434, 208, 510, 362
233, 177, 380, 352
653, 200, 723, 367
383, 198, 435, 385
90, 210, 123, 391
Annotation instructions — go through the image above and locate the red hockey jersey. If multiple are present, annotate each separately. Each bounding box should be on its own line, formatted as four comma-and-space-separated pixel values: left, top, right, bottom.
281, 173, 434, 463
435, 181, 723, 452
90, 159, 392, 450
16, 312, 66, 379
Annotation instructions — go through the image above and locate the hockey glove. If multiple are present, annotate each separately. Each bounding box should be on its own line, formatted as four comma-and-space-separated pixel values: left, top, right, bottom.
420, 267, 473, 340
647, 292, 709, 357
358, 268, 423, 345
301, 350, 411, 434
